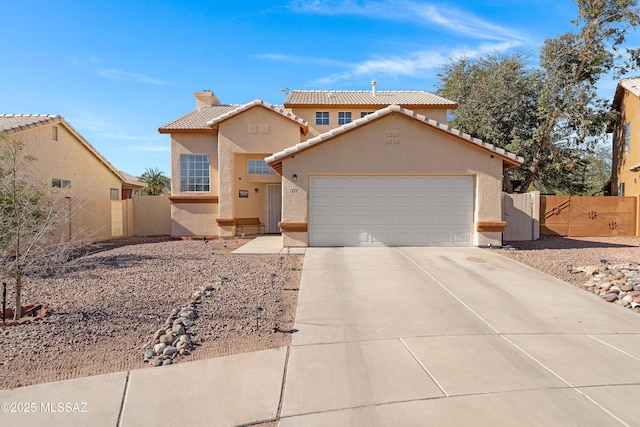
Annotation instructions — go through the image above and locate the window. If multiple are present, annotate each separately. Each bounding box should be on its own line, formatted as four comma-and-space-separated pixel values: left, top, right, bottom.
52, 126, 58, 141
110, 188, 119, 200
180, 154, 210, 192
316, 112, 329, 125
626, 121, 631, 154
360, 112, 373, 118
619, 182, 625, 196
52, 178, 71, 188
338, 112, 352, 125
248, 159, 276, 175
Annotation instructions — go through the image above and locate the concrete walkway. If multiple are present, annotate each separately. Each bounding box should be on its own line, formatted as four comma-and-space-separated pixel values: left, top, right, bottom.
2, 247, 640, 426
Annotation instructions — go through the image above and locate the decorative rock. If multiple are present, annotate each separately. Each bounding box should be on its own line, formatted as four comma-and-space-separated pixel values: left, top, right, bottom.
170, 308, 180, 317
621, 284, 634, 292
172, 318, 183, 327
162, 358, 172, 366
159, 334, 174, 345
179, 310, 195, 320
178, 334, 191, 344
623, 295, 634, 302
599, 282, 612, 291
176, 341, 188, 351
182, 319, 194, 328
634, 296, 640, 304
616, 300, 630, 307
144, 349, 155, 361
152, 359, 163, 367
609, 285, 621, 294
602, 293, 619, 302
154, 343, 166, 355
172, 324, 186, 336
153, 329, 165, 342
163, 346, 178, 356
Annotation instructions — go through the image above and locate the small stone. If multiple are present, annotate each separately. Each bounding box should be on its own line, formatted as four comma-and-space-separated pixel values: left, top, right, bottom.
634, 285, 640, 292
602, 293, 619, 302
172, 324, 186, 336
609, 285, 621, 294
599, 282, 612, 291
176, 341, 188, 351
172, 318, 183, 327
170, 308, 180, 317
159, 334, 174, 345
182, 319, 194, 328
152, 359, 163, 367
153, 329, 165, 342
621, 284, 634, 292
178, 334, 191, 344
163, 346, 178, 356
162, 358, 173, 366
154, 343, 166, 355
179, 310, 195, 320
179, 348, 189, 356
633, 296, 640, 304
616, 300, 630, 307
144, 349, 155, 361
623, 295, 634, 302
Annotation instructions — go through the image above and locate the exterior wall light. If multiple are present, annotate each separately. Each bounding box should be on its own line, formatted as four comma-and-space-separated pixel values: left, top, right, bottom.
292, 174, 298, 181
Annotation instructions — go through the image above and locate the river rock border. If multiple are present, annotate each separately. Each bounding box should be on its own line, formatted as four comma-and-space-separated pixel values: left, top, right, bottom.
143, 281, 223, 367
574, 262, 640, 313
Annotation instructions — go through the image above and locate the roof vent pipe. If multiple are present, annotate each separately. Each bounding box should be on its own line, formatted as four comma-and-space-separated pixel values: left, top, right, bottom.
371, 80, 377, 97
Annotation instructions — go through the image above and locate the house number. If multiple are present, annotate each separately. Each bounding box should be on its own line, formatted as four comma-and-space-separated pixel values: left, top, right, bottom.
290, 189, 299, 193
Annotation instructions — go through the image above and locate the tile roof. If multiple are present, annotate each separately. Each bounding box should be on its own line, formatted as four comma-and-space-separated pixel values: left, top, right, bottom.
284, 90, 457, 107
620, 77, 640, 98
266, 105, 523, 169
0, 114, 62, 133
205, 99, 308, 133
159, 105, 239, 132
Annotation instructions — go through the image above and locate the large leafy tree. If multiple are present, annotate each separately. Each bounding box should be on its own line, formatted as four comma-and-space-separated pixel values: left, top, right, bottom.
0, 133, 86, 320
140, 167, 169, 196
437, 0, 639, 194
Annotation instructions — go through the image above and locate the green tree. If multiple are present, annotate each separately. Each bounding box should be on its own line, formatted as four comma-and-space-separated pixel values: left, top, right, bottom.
140, 167, 169, 196
0, 133, 86, 320
437, 0, 639, 194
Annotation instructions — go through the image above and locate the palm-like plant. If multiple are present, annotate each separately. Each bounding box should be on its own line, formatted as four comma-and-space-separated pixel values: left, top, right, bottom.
140, 167, 169, 196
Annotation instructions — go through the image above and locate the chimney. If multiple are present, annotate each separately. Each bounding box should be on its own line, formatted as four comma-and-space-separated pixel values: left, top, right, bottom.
371, 80, 377, 97
194, 90, 221, 109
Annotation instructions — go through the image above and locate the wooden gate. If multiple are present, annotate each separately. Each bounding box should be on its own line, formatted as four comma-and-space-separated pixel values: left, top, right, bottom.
502, 192, 540, 241
541, 196, 637, 236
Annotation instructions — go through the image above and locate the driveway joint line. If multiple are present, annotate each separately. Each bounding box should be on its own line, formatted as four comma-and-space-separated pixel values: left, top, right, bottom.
398, 338, 449, 397
116, 371, 130, 427
588, 335, 640, 363
393, 248, 500, 334
275, 346, 292, 421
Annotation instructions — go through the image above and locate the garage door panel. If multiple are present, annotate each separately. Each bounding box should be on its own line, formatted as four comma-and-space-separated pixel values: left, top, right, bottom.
309, 176, 474, 247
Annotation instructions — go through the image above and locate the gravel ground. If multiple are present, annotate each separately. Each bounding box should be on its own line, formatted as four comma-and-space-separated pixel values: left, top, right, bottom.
0, 237, 302, 390
494, 235, 640, 290
2, 235, 638, 390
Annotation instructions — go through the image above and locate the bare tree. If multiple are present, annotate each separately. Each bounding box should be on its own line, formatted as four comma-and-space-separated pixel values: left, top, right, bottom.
0, 133, 88, 320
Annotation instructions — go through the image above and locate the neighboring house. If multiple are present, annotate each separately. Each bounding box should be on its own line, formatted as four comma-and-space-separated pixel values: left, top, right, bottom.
0, 114, 138, 242
159, 83, 523, 247
118, 170, 146, 199
611, 77, 640, 197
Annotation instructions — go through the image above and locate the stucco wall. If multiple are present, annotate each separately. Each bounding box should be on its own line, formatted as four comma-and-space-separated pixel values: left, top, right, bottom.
279, 113, 504, 247
217, 107, 301, 221
291, 107, 450, 138
171, 202, 218, 237
617, 91, 640, 196
133, 195, 171, 236
9, 123, 123, 242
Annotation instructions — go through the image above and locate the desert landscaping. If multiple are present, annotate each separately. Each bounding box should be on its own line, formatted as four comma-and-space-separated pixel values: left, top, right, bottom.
1, 234, 639, 391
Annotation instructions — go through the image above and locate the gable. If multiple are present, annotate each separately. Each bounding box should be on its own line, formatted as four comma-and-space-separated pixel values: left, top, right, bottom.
266, 105, 523, 174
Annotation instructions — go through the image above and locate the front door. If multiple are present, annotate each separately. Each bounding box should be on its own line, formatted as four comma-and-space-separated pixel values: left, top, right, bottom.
267, 184, 282, 233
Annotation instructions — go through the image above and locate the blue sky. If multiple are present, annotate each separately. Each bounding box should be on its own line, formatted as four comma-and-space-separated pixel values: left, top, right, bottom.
1, 0, 638, 176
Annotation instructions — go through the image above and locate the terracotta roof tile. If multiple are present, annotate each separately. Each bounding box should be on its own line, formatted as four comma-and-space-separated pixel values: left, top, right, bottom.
284, 90, 456, 107
159, 105, 239, 131
620, 77, 640, 98
266, 105, 523, 168
0, 114, 62, 133
205, 99, 308, 133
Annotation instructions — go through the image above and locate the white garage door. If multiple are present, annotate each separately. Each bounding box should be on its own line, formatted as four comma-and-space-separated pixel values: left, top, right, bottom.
309, 176, 474, 247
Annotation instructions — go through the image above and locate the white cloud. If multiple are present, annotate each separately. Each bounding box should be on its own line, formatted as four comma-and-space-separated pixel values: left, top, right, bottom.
71, 56, 168, 85
96, 68, 167, 85
289, 0, 528, 44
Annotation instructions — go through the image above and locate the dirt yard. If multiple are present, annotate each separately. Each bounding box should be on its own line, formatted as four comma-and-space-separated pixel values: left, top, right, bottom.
0, 237, 302, 390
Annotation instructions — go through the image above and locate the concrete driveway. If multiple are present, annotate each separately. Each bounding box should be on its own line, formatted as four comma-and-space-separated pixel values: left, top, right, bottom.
279, 247, 640, 426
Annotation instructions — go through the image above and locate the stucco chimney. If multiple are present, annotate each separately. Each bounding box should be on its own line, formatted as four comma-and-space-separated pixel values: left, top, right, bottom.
371, 80, 377, 97
194, 90, 221, 109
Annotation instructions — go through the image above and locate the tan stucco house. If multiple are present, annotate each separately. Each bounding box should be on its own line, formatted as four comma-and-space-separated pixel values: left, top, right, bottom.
0, 114, 144, 242
611, 77, 640, 197
159, 83, 523, 247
